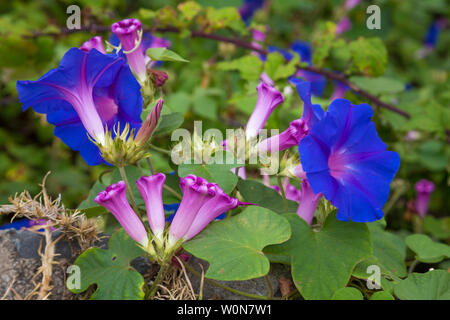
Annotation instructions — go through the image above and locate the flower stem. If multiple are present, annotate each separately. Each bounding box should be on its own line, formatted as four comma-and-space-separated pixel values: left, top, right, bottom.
147, 264, 169, 299
163, 184, 183, 200
118, 166, 140, 214
265, 275, 273, 299
146, 157, 155, 175
149, 143, 171, 155
277, 175, 289, 212
183, 262, 274, 300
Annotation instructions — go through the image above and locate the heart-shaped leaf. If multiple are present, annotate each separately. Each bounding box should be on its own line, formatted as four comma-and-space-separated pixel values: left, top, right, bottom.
331, 287, 364, 300
370, 291, 395, 300
406, 234, 450, 263
353, 222, 407, 281
183, 206, 291, 281
264, 213, 372, 299
69, 229, 146, 300
394, 270, 450, 300
237, 179, 298, 213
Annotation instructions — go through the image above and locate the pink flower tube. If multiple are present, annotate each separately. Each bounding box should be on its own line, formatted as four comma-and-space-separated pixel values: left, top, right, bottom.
258, 119, 309, 153
80, 36, 106, 54
296, 179, 322, 225
136, 173, 166, 242
183, 184, 240, 241
414, 179, 435, 217
95, 181, 148, 247
168, 175, 216, 246
245, 82, 284, 140
135, 98, 164, 145
111, 19, 147, 82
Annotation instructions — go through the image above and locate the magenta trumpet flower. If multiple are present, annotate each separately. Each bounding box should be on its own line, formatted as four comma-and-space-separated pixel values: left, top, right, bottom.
258, 119, 308, 153
168, 175, 217, 246
111, 19, 147, 82
296, 179, 322, 225
80, 36, 106, 54
95, 181, 148, 247
245, 82, 284, 140
135, 98, 164, 145
183, 184, 240, 241
136, 173, 166, 242
414, 179, 435, 217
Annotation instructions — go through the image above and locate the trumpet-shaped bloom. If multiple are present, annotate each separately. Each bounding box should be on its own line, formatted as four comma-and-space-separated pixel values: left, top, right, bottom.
414, 179, 435, 217
183, 184, 240, 241
95, 181, 148, 247
16, 48, 143, 165
80, 36, 107, 54
336, 17, 352, 35
299, 99, 400, 222
258, 78, 323, 153
111, 19, 171, 82
135, 98, 164, 145
296, 179, 322, 225
136, 173, 166, 241
168, 175, 217, 245
245, 82, 284, 140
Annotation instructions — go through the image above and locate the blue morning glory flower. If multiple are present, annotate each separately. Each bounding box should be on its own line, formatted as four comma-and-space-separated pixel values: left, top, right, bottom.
239, 0, 265, 25
299, 99, 400, 222
16, 48, 143, 166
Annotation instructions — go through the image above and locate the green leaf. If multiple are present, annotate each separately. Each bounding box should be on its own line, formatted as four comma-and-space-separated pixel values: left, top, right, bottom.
216, 55, 263, 81
183, 206, 291, 281
331, 287, 364, 300
153, 112, 185, 136
264, 52, 299, 81
69, 229, 145, 300
353, 222, 407, 280
178, 162, 241, 194
349, 37, 387, 77
177, 1, 202, 21
146, 47, 189, 63
192, 91, 218, 120
349, 76, 405, 95
394, 270, 450, 300
265, 213, 372, 299
370, 291, 395, 300
405, 234, 450, 264
78, 180, 108, 217
424, 216, 450, 240
237, 179, 299, 214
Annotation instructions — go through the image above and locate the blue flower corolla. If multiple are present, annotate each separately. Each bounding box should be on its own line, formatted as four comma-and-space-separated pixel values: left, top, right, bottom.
299, 99, 400, 222
239, 0, 265, 25
423, 20, 443, 48
16, 48, 143, 165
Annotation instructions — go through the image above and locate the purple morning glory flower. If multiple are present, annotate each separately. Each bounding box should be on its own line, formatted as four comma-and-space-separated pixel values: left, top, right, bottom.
16, 48, 143, 166
80, 36, 107, 54
258, 78, 324, 153
296, 179, 322, 225
414, 179, 435, 217
336, 17, 352, 35
136, 173, 167, 243
183, 183, 240, 241
245, 81, 284, 140
168, 175, 217, 246
111, 19, 171, 82
299, 99, 400, 222
95, 181, 149, 247
345, 0, 362, 10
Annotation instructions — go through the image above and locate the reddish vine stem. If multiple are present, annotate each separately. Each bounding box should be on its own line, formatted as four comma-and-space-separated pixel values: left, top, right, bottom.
23, 24, 410, 118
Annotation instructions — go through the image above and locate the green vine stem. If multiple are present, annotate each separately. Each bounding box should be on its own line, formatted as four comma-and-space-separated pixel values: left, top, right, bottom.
163, 184, 183, 200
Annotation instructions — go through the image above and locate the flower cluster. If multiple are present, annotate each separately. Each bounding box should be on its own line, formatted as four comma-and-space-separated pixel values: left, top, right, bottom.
95, 174, 245, 260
